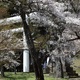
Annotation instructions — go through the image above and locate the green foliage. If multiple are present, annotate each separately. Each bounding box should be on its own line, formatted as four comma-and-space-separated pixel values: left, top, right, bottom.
0, 23, 22, 31
0, 6, 8, 19
13, 32, 23, 39
71, 58, 80, 74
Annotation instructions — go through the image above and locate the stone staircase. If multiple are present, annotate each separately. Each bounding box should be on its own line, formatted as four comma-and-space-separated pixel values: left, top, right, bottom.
65, 62, 80, 78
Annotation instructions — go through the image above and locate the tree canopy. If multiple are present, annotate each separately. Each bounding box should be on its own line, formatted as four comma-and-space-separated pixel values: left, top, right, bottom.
0, 0, 80, 79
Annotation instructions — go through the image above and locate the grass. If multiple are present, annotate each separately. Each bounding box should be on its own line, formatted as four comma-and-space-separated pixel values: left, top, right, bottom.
0, 72, 67, 80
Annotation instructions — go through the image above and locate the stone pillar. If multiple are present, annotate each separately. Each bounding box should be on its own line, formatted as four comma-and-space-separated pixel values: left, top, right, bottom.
23, 32, 29, 72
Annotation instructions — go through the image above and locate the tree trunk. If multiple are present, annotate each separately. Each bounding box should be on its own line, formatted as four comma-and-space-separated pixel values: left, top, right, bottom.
1, 65, 4, 77
19, 4, 44, 80
14, 64, 17, 74
59, 57, 64, 78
